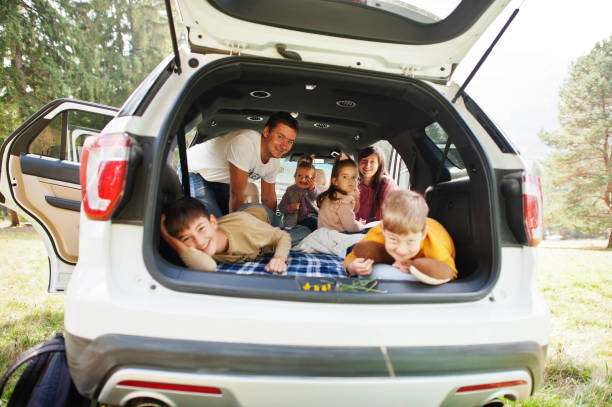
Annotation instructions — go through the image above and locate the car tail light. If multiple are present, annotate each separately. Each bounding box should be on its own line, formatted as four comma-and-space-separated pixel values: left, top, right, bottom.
80, 133, 130, 220
118, 380, 222, 395
522, 173, 543, 246
456, 379, 528, 393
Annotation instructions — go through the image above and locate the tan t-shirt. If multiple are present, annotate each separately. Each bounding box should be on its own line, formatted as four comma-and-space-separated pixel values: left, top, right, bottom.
178, 205, 291, 271
214, 211, 291, 263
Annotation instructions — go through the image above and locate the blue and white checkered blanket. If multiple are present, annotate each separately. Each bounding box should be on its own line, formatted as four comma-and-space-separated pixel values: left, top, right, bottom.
216, 251, 346, 277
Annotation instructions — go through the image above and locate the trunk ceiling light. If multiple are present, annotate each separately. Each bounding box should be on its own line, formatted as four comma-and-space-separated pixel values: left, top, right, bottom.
336, 100, 357, 108
250, 90, 271, 98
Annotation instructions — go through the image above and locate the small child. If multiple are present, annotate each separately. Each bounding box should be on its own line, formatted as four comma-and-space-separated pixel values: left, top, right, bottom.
279, 156, 319, 231
317, 157, 365, 233
344, 190, 457, 285
161, 197, 291, 274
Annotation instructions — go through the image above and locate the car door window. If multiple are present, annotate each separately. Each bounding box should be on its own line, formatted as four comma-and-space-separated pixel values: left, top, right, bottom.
28, 110, 113, 163
373, 140, 410, 189
29, 115, 63, 159
424, 122, 465, 169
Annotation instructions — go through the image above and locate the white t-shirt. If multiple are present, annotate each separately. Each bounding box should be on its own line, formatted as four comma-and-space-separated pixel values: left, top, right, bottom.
186, 129, 280, 184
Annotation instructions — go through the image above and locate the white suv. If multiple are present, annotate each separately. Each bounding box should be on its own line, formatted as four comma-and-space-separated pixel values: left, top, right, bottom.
0, 1, 549, 406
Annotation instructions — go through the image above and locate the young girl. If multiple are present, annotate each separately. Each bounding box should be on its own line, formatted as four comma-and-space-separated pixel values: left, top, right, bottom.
317, 157, 365, 233
355, 146, 398, 222
279, 155, 319, 231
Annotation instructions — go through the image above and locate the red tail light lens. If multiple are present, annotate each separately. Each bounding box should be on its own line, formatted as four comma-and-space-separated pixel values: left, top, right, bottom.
457, 379, 528, 393
80, 133, 131, 220
522, 173, 543, 246
118, 380, 222, 395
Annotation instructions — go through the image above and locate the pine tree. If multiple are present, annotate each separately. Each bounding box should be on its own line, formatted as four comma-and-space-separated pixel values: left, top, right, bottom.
0, 0, 174, 139
0, 0, 77, 137
539, 36, 612, 247
70, 0, 171, 107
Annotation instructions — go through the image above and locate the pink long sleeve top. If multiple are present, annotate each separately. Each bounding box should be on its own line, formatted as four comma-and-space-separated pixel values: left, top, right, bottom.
355, 175, 398, 221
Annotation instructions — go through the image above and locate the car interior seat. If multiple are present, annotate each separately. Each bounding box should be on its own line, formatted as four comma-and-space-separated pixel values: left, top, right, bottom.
158, 163, 187, 267
314, 168, 328, 192
425, 179, 475, 279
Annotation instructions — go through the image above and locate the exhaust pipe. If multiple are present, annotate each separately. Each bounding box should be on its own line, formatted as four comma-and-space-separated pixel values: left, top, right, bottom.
125, 397, 170, 407
482, 399, 505, 407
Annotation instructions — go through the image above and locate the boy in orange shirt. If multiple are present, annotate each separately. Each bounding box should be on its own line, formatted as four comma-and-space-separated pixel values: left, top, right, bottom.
344, 190, 457, 285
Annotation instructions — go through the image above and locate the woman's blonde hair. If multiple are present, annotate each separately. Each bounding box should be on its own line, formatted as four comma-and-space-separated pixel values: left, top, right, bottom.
381, 190, 429, 234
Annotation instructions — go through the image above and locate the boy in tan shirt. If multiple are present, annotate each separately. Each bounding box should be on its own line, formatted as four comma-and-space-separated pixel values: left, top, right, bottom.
161, 197, 291, 274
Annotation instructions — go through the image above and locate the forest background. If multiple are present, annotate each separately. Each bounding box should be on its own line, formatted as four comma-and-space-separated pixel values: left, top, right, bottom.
0, 0, 173, 138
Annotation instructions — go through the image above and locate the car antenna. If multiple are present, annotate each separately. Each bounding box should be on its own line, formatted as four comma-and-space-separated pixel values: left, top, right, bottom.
452, 5, 522, 103
164, 0, 182, 74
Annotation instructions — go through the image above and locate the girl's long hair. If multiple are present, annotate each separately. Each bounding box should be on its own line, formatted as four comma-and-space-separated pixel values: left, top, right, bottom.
316, 157, 357, 207
357, 146, 388, 219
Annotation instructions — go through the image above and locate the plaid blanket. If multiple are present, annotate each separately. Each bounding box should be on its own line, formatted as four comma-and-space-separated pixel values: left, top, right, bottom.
217, 251, 346, 277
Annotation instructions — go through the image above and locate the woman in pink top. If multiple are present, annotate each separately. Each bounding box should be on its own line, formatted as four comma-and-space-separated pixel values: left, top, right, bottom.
355, 146, 398, 222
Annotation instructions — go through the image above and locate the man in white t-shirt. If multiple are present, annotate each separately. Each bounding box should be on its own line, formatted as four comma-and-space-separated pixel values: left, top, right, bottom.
186, 112, 298, 218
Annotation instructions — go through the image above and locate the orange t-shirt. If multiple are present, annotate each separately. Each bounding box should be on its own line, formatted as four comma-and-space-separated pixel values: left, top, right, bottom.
344, 218, 457, 279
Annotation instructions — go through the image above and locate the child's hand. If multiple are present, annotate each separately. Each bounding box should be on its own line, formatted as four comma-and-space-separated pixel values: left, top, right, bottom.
160, 214, 188, 255
347, 258, 374, 276
289, 202, 300, 212
306, 176, 316, 191
392, 260, 414, 274
265, 255, 288, 275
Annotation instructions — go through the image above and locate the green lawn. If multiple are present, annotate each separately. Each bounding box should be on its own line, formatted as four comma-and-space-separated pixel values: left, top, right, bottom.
1, 224, 610, 405
0, 223, 65, 403
513, 240, 612, 407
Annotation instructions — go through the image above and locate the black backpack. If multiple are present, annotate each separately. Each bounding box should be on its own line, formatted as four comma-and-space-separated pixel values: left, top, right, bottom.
0, 333, 91, 407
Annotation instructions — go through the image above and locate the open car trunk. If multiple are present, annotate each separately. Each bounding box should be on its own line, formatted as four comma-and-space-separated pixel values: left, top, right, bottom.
142, 57, 499, 303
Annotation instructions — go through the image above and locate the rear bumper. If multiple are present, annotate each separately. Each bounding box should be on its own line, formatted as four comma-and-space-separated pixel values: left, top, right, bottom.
99, 368, 533, 407
66, 332, 546, 402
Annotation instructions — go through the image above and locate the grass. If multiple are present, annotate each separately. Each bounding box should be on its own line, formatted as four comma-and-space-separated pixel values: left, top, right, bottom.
0, 224, 610, 405
0, 223, 65, 403
509, 239, 612, 407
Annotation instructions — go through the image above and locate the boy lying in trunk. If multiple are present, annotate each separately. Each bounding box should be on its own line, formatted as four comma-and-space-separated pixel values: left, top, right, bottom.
344, 190, 457, 285
161, 197, 291, 274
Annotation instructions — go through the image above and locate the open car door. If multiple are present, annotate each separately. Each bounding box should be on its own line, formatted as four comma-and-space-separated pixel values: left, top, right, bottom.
0, 99, 117, 292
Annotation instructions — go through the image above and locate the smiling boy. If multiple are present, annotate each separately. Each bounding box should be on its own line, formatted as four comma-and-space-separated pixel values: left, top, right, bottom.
344, 190, 457, 285
161, 197, 291, 274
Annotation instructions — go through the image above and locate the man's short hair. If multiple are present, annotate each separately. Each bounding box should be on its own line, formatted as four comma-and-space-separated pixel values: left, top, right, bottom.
163, 197, 210, 237
265, 111, 299, 133
382, 190, 429, 234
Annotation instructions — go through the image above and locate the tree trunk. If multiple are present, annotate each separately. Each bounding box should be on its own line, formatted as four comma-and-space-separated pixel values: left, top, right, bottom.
607, 228, 612, 249
10, 210, 20, 227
